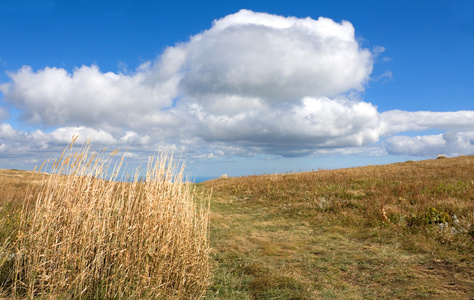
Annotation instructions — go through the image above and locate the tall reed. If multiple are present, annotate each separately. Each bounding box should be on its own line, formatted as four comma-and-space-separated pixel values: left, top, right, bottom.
8, 141, 211, 299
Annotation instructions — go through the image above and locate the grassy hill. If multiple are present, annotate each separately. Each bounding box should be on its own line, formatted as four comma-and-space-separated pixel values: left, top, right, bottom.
201, 156, 473, 299
1, 156, 473, 299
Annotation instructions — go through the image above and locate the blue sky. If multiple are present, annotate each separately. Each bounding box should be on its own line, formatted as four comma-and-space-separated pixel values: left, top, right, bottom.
1, 0, 473, 180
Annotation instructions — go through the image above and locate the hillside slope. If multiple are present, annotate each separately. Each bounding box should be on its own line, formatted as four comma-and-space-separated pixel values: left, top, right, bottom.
1, 157, 473, 299
202, 156, 474, 299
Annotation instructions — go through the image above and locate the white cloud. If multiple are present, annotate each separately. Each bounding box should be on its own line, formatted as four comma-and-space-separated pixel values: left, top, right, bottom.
0, 9, 377, 159
46, 127, 117, 144
179, 10, 373, 102
0, 124, 120, 152
0, 62, 182, 131
0, 106, 8, 121
374, 70, 393, 82
0, 123, 152, 168
372, 46, 385, 57
380, 110, 474, 136
385, 135, 445, 156
0, 123, 17, 139
379, 110, 474, 156
385, 131, 474, 156
0, 9, 474, 168
187, 97, 380, 156
119, 131, 151, 145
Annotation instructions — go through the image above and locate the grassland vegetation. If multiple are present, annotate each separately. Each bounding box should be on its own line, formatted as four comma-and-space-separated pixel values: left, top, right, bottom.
1, 151, 473, 299
0, 142, 211, 299
203, 156, 473, 299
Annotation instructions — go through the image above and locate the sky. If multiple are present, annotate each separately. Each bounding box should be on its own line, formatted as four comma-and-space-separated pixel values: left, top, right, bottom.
0, 0, 473, 180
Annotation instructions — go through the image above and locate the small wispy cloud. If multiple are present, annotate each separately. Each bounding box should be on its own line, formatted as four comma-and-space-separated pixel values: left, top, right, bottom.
374, 70, 393, 82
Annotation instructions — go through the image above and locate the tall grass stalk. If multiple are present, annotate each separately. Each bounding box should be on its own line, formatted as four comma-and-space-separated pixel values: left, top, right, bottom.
8, 142, 211, 299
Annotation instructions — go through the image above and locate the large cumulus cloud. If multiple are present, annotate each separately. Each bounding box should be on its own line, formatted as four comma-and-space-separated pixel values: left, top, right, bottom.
1, 9, 474, 165
179, 9, 373, 101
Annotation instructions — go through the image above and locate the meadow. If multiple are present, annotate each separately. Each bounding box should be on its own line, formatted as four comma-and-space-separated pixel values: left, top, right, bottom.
0, 153, 473, 299
202, 156, 473, 299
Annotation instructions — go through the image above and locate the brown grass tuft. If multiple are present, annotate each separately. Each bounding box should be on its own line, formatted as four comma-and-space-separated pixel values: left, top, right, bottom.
2, 142, 211, 299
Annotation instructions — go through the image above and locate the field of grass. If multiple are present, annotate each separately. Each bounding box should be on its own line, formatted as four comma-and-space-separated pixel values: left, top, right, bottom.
1, 155, 473, 299
0, 145, 211, 299
202, 156, 473, 299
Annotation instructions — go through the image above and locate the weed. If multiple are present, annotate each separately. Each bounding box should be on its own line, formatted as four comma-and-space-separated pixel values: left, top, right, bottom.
407, 207, 451, 227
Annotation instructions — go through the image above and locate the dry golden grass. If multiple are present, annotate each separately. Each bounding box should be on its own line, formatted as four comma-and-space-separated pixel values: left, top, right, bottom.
1, 142, 211, 299
2, 153, 474, 299
208, 156, 474, 237
203, 156, 474, 299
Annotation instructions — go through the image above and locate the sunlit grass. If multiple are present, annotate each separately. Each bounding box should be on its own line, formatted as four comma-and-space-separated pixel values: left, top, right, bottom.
1, 153, 473, 299
0, 142, 211, 299
203, 156, 474, 299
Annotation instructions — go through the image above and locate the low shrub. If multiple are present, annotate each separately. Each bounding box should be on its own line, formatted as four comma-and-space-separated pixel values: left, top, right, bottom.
407, 207, 451, 227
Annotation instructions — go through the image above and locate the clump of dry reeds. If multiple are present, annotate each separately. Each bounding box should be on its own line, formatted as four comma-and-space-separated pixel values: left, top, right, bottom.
8, 141, 211, 299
